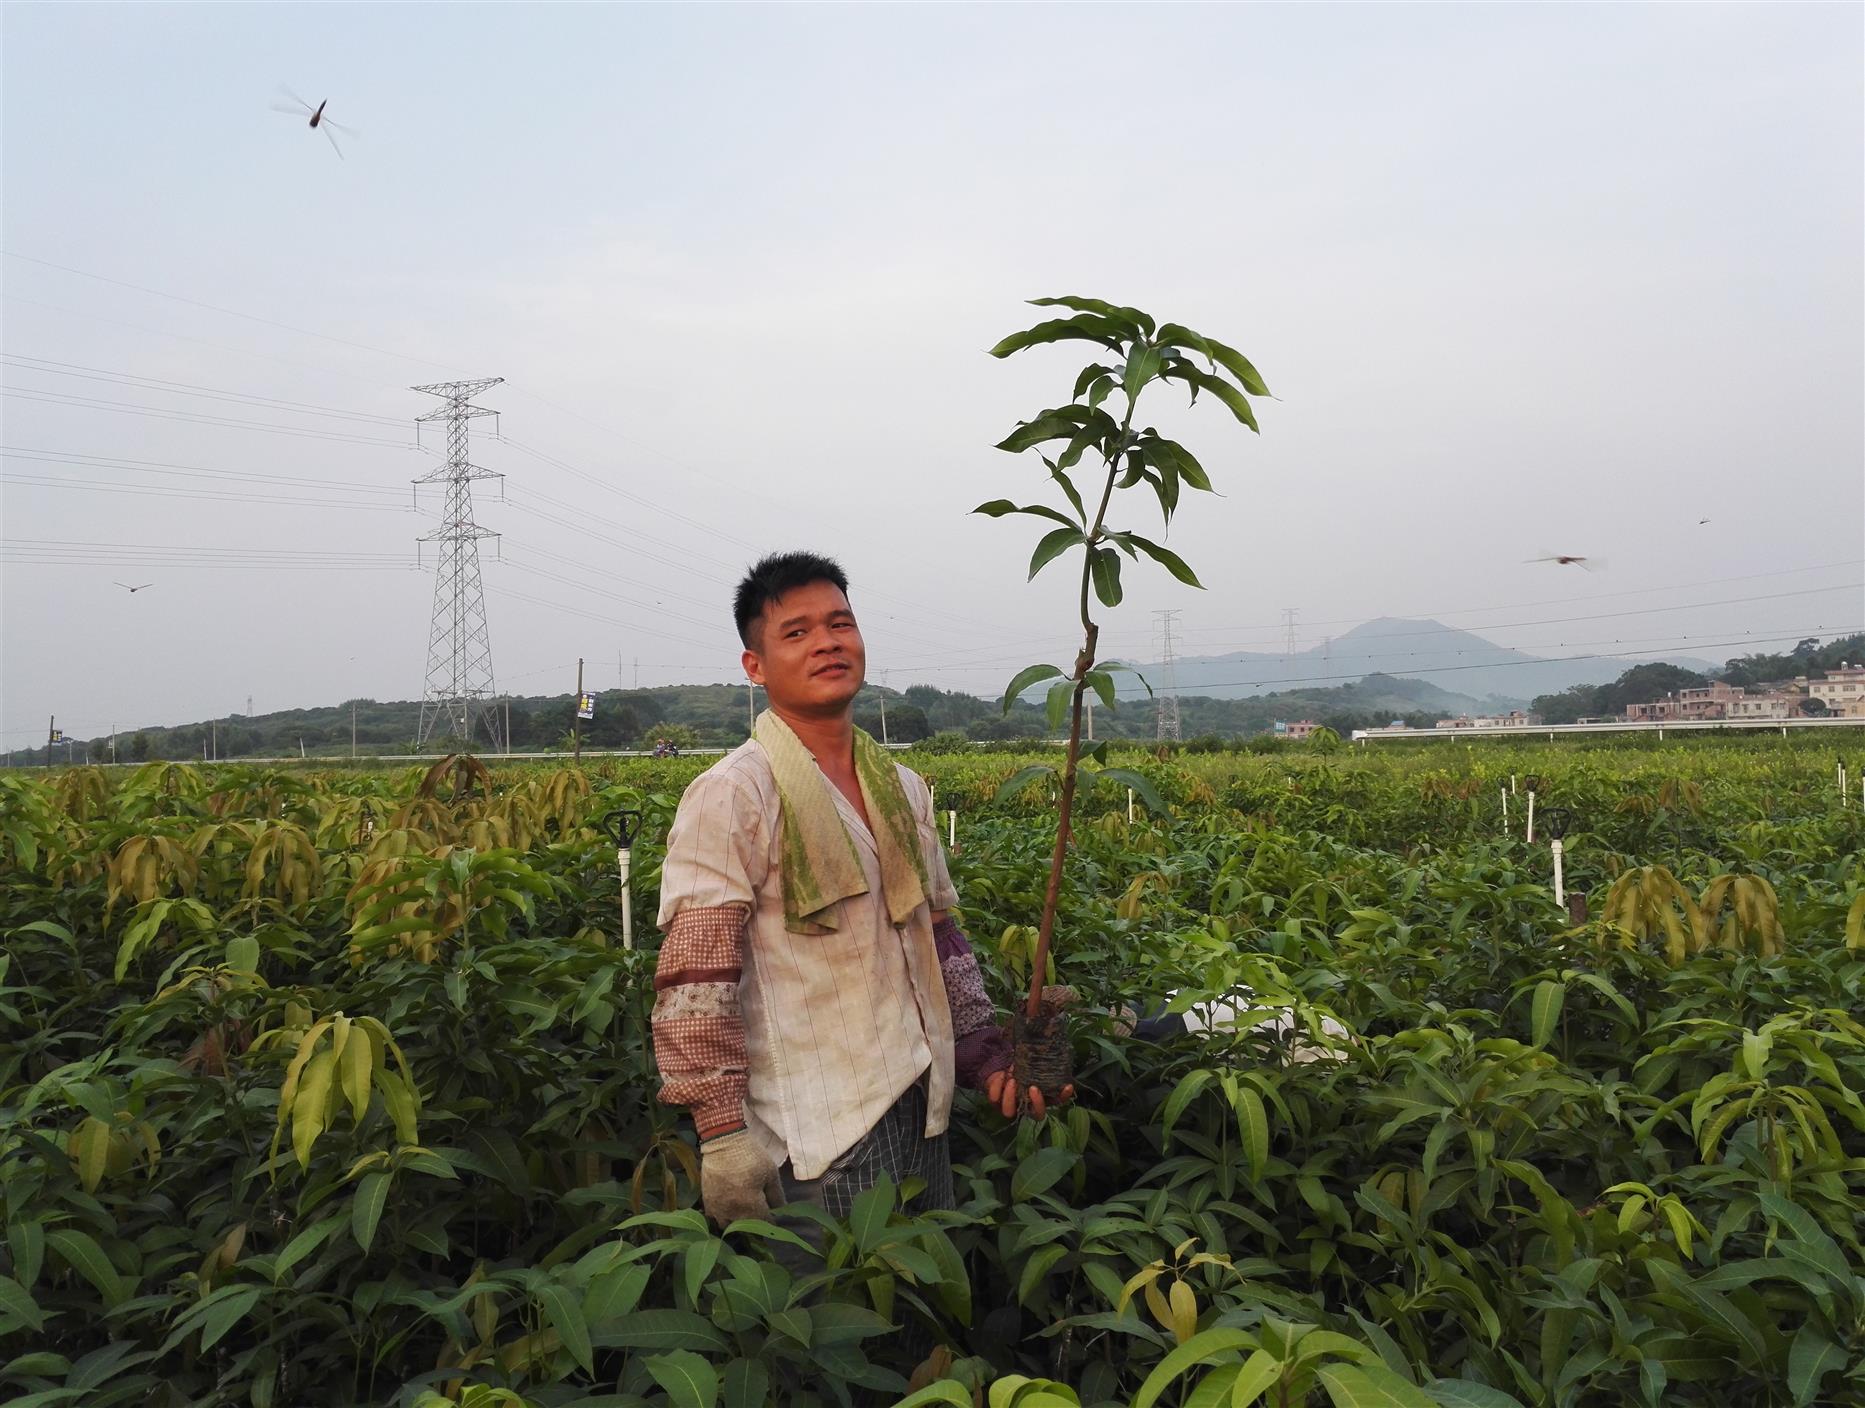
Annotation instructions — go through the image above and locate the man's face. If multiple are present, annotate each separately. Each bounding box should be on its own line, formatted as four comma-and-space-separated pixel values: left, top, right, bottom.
743, 580, 866, 716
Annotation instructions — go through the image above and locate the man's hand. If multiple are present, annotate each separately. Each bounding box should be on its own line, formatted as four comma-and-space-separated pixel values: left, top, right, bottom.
984, 1068, 1075, 1119
699, 1129, 780, 1227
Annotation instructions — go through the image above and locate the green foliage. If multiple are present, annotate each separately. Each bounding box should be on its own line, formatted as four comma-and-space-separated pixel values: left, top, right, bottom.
1, 743, 1863, 1405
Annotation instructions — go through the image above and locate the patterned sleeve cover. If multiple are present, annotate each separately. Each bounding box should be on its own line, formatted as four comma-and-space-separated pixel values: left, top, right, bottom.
651, 905, 751, 1140
937, 916, 1013, 1089
651, 769, 760, 1141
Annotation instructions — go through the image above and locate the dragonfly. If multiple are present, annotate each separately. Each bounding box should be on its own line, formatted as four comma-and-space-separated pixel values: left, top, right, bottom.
114, 582, 154, 593
273, 87, 357, 159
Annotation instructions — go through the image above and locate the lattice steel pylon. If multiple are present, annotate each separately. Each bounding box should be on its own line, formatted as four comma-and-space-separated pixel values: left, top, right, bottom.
1153, 608, 1182, 741
412, 378, 505, 751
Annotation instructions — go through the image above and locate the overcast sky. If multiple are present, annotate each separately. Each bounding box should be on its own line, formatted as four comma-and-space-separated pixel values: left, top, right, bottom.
3, 3, 1861, 748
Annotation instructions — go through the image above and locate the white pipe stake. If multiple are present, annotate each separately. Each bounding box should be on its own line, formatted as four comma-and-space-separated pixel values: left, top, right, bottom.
1127, 788, 1135, 823
1501, 788, 1509, 833
1526, 790, 1536, 844
618, 847, 634, 950
948, 809, 956, 848
1551, 837, 1565, 907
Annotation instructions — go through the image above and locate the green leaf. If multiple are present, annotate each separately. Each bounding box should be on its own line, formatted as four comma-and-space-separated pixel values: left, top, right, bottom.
1029, 295, 1155, 336
995, 765, 1057, 804
45, 1228, 123, 1308
1096, 768, 1167, 816
720, 1357, 770, 1408
1120, 533, 1202, 588
1011, 1147, 1076, 1202
0, 1273, 46, 1332
974, 500, 1082, 530
271, 1212, 345, 1285
1161, 1070, 1213, 1144
645, 1348, 720, 1408
198, 1285, 262, 1350
1001, 664, 1063, 714
849, 1175, 895, 1255
767, 1307, 813, 1347
1082, 670, 1118, 712
1204, 335, 1270, 396
990, 314, 1126, 359
1230, 1350, 1286, 1405
592, 1307, 729, 1352
350, 1171, 390, 1255
682, 1237, 723, 1306
1124, 344, 1163, 401
583, 1262, 651, 1327
1530, 981, 1565, 1049
1425, 1381, 1526, 1408
1045, 678, 1076, 733
535, 1280, 594, 1373
1018, 1243, 1069, 1307
1788, 1326, 1844, 1407
8, 1220, 43, 1287
1168, 365, 1260, 430
1029, 526, 1086, 581
225, 934, 261, 971
70, 1118, 109, 1194
1131, 1327, 1257, 1408
887, 1386, 972, 1408
1234, 1086, 1269, 1180
1316, 1363, 1437, 1408
1048, 463, 1088, 522
1090, 547, 1123, 607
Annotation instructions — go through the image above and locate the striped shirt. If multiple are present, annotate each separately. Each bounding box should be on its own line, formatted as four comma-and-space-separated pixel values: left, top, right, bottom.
652, 740, 962, 1181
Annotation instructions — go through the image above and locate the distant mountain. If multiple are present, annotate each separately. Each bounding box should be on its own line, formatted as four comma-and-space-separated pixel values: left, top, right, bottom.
1159, 617, 1719, 709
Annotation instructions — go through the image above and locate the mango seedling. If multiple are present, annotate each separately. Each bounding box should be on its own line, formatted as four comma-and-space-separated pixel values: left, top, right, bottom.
979, 295, 1268, 1099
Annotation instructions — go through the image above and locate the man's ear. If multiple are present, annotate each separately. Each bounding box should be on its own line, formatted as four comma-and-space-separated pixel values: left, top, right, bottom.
742, 650, 766, 687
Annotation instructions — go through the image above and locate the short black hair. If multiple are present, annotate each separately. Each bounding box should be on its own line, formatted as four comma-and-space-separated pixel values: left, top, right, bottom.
734, 551, 850, 649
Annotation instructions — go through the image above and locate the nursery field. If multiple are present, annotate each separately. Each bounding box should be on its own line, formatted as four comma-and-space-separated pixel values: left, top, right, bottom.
2, 741, 1863, 1407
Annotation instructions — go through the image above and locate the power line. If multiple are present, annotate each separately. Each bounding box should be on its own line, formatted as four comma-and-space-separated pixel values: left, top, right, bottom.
882, 581, 1865, 673
1, 250, 469, 375
0, 473, 419, 512
0, 388, 419, 448
1168, 559, 1865, 636
1, 447, 411, 497
0, 293, 398, 390
1, 354, 409, 427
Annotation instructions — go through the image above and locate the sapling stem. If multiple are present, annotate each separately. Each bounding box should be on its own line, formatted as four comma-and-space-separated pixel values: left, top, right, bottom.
1025, 396, 1137, 1021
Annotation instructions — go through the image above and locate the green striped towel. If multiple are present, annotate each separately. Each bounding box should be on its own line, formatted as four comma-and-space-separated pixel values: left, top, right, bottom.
753, 709, 928, 934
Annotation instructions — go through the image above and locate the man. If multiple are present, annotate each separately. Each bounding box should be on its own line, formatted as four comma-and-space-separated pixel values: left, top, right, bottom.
651, 552, 1067, 1226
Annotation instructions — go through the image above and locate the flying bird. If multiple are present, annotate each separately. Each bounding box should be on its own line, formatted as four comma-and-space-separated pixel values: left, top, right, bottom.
114, 582, 153, 593
1699, 518, 1711, 525
1526, 555, 1602, 571
273, 86, 357, 159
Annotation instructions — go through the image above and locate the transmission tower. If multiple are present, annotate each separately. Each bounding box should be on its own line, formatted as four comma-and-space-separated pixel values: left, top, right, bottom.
1282, 608, 1299, 661
1153, 609, 1182, 741
412, 378, 505, 751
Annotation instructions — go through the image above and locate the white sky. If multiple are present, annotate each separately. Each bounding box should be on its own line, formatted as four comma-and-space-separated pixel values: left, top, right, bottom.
2, 3, 1861, 745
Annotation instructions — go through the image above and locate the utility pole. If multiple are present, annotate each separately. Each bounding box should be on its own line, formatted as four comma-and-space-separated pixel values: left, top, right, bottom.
1153, 610, 1182, 741
573, 658, 586, 760
110, 724, 117, 763
747, 681, 756, 734
351, 701, 358, 759
46, 714, 54, 769
413, 377, 506, 752
875, 675, 889, 745
504, 699, 511, 755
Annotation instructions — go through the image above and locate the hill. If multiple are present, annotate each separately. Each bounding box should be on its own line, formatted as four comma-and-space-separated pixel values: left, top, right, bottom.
1166, 617, 1719, 707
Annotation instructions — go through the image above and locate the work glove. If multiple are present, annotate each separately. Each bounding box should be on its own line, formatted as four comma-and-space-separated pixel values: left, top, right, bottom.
699, 1128, 781, 1227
